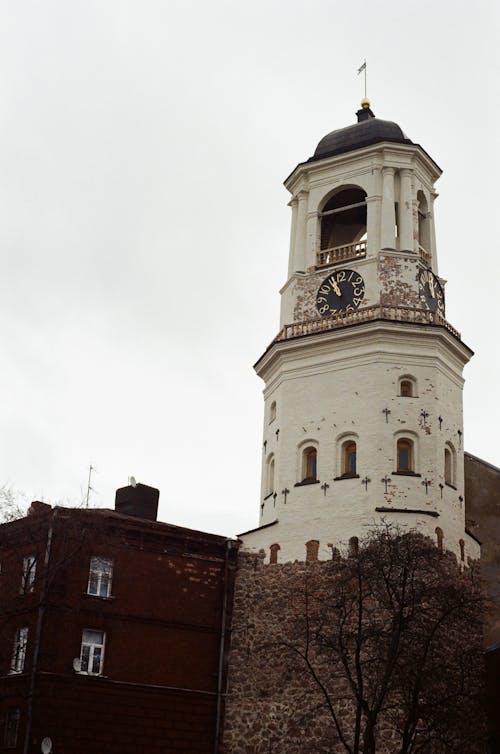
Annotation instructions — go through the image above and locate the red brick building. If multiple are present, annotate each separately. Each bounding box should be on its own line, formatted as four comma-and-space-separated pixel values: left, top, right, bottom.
0, 484, 238, 754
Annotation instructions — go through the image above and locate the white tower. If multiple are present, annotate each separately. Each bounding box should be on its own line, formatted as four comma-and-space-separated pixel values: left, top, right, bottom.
241, 101, 479, 564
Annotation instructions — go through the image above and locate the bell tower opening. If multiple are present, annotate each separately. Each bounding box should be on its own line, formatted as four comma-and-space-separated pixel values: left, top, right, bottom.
319, 187, 367, 252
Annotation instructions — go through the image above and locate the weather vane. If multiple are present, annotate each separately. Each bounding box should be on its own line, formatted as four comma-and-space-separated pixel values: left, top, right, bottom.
357, 59, 367, 99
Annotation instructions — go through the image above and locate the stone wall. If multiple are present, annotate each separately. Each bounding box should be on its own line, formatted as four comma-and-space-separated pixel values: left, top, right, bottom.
221, 544, 485, 754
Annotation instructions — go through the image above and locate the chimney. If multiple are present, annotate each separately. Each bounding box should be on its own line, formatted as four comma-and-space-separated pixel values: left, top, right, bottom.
114, 482, 159, 521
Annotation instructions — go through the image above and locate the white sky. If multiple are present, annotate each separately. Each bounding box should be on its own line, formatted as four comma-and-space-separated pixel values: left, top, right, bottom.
0, 0, 498, 537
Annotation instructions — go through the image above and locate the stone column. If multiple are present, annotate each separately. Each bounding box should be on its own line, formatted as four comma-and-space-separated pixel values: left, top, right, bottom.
399, 169, 413, 252
381, 167, 396, 250
294, 190, 309, 272
429, 190, 439, 273
287, 197, 298, 277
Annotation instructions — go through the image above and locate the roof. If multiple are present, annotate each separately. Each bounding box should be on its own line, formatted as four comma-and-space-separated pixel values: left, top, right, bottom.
309, 108, 413, 163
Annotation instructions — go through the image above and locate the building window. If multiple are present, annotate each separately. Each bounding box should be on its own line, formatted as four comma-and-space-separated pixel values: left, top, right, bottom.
269, 543, 280, 564
305, 540, 319, 562
80, 629, 105, 675
397, 438, 414, 473
444, 444, 456, 487
87, 557, 113, 598
266, 455, 275, 496
269, 401, 277, 423
11, 627, 28, 674
319, 186, 367, 251
302, 446, 317, 482
400, 380, 413, 397
435, 527, 444, 552
342, 441, 357, 476
21, 555, 36, 594
3, 709, 20, 749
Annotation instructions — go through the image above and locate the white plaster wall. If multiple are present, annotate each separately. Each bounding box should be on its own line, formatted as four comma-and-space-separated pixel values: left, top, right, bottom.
246, 322, 474, 563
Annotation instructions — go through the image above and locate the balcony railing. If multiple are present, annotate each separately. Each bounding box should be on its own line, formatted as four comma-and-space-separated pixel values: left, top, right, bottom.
275, 305, 460, 343
316, 240, 367, 268
418, 245, 431, 265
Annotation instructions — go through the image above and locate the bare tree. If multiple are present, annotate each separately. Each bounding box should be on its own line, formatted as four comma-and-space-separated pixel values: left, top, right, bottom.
226, 528, 486, 754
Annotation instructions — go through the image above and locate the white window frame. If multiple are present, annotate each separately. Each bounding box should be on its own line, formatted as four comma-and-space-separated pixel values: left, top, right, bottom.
80, 629, 106, 675
87, 557, 113, 598
21, 555, 36, 594
10, 627, 28, 674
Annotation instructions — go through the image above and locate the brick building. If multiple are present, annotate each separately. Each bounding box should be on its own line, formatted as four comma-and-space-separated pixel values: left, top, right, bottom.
0, 484, 238, 754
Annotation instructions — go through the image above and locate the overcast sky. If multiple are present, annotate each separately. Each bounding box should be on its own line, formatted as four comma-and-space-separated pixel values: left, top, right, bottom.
0, 0, 498, 537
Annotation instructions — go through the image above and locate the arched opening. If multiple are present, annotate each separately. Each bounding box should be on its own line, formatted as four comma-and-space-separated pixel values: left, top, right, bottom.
305, 540, 319, 562
302, 446, 318, 483
400, 380, 413, 397
417, 191, 430, 253
397, 438, 414, 473
342, 441, 357, 477
269, 401, 277, 423
349, 536, 359, 557
444, 443, 456, 487
319, 187, 367, 251
459, 539, 465, 562
435, 527, 444, 551
266, 454, 275, 496
270, 543, 280, 564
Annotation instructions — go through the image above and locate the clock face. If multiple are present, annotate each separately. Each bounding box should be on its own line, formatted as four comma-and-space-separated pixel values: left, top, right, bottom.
316, 269, 365, 317
419, 268, 445, 315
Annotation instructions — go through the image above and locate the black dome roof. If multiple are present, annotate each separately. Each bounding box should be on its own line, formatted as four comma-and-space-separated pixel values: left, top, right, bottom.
310, 107, 413, 163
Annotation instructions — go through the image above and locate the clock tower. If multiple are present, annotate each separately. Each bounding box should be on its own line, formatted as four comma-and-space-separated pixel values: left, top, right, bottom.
240, 100, 479, 564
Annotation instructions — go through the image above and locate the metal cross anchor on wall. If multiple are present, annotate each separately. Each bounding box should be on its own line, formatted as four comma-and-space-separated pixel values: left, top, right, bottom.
382, 408, 391, 423
381, 476, 391, 493
361, 476, 371, 491
438, 416, 443, 430
457, 429, 462, 448
420, 410, 429, 425
273, 492, 277, 507
439, 483, 444, 498
421, 478, 432, 495
281, 488, 290, 504
321, 482, 330, 496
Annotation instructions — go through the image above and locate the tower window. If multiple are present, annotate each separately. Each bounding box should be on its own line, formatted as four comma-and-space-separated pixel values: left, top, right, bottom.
269, 543, 280, 564
342, 441, 357, 476
269, 401, 277, 423
398, 376, 417, 397
435, 527, 444, 552
319, 187, 367, 251
305, 540, 319, 562
302, 447, 317, 482
444, 444, 456, 487
266, 455, 275, 496
80, 629, 105, 675
397, 439, 414, 473
400, 380, 413, 397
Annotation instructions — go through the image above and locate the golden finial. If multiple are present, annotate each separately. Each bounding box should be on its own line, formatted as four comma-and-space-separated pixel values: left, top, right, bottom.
361, 97, 371, 110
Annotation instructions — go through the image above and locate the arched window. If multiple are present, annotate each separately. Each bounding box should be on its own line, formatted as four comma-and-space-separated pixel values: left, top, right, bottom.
397, 438, 414, 473
435, 527, 444, 551
302, 446, 318, 483
305, 540, 319, 562
459, 539, 465, 562
400, 380, 413, 397
349, 536, 359, 557
319, 187, 367, 251
398, 375, 417, 397
342, 441, 357, 477
269, 401, 277, 423
444, 443, 456, 487
266, 454, 275, 496
270, 543, 280, 564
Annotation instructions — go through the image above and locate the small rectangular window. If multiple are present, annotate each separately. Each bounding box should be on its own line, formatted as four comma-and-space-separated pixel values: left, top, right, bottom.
11, 627, 28, 674
87, 557, 113, 598
21, 555, 37, 594
4, 708, 20, 748
80, 629, 105, 675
